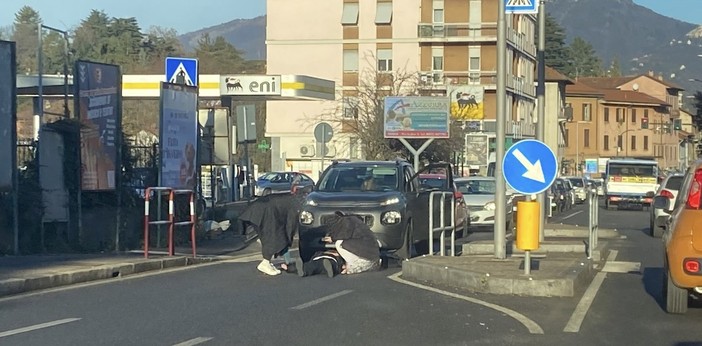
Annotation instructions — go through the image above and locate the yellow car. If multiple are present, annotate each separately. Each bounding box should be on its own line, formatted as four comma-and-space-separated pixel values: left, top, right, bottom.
653, 162, 702, 314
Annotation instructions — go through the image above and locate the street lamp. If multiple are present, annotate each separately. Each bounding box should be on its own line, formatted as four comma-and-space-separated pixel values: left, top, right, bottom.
36, 23, 71, 141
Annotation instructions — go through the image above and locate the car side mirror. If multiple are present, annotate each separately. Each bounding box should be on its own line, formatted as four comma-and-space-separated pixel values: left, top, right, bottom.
652, 196, 670, 211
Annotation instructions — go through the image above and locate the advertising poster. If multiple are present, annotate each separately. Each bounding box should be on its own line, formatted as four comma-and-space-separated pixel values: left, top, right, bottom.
465, 133, 488, 166
384, 97, 450, 139
0, 41, 16, 192
75, 61, 121, 191
584, 159, 598, 174
448, 85, 485, 120
159, 82, 198, 190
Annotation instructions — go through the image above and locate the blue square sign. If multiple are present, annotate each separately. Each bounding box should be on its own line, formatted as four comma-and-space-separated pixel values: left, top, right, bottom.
165, 57, 198, 87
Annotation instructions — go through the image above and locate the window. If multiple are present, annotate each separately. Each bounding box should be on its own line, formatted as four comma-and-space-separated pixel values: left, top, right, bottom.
377, 49, 392, 71
616, 108, 624, 123
604, 135, 609, 150
432, 56, 443, 70
341, 3, 359, 25
631, 135, 636, 150
470, 57, 480, 71
343, 49, 358, 72
349, 137, 359, 159
342, 97, 358, 118
631, 108, 637, 123
644, 109, 649, 118
604, 107, 609, 122
375, 2, 393, 25
644, 136, 649, 150
433, 0, 444, 23
617, 135, 623, 149
584, 129, 590, 147
582, 104, 592, 121
565, 129, 569, 146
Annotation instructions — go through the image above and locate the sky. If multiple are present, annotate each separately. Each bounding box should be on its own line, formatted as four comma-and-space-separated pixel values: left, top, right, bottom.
1, 0, 267, 34
1, 0, 700, 35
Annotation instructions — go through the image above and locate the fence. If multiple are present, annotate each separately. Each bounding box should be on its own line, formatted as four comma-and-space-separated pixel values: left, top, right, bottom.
587, 187, 600, 259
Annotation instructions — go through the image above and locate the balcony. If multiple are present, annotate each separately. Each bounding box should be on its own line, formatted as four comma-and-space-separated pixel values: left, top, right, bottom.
418, 70, 497, 90
418, 22, 497, 42
473, 120, 535, 138
506, 29, 537, 57
506, 75, 536, 97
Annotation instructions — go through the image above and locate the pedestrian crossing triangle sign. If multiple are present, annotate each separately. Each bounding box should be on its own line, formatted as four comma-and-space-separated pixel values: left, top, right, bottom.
165, 57, 198, 87
505, 0, 538, 14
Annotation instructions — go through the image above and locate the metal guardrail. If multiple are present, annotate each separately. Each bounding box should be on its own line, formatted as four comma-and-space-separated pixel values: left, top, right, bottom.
428, 191, 456, 257
143, 187, 197, 258
587, 187, 600, 259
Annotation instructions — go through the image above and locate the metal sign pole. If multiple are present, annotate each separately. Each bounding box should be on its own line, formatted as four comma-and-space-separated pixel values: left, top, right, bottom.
398, 138, 434, 173
537, 0, 547, 242
494, 0, 507, 259
243, 106, 251, 201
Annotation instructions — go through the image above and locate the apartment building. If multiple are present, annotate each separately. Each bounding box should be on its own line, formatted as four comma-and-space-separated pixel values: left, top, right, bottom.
266, 0, 538, 179
563, 74, 683, 175
543, 66, 573, 169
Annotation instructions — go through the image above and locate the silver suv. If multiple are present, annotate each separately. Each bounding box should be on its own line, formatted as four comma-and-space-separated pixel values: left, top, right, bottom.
565, 176, 588, 203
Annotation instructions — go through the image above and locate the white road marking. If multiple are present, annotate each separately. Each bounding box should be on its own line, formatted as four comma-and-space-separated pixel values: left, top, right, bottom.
387, 272, 544, 335
0, 318, 81, 338
602, 261, 641, 274
173, 337, 213, 346
290, 290, 354, 310
563, 249, 618, 333
559, 210, 583, 221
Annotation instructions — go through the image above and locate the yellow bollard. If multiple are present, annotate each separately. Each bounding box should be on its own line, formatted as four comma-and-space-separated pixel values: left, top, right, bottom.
516, 200, 540, 251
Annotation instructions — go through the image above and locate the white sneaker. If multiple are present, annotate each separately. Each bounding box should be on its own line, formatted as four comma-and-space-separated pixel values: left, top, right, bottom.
257, 260, 281, 276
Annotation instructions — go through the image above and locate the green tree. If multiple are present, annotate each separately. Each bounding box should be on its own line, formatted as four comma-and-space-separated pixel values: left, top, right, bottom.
195, 33, 245, 73
607, 57, 622, 77
541, 14, 571, 75
12, 6, 42, 74
567, 37, 602, 79
72, 10, 112, 61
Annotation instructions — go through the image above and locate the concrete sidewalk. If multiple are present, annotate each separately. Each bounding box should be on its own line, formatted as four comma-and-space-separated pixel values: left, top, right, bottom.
401, 225, 618, 297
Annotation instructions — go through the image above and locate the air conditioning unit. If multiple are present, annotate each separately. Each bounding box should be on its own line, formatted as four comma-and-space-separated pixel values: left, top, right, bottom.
299, 144, 315, 157
324, 145, 337, 158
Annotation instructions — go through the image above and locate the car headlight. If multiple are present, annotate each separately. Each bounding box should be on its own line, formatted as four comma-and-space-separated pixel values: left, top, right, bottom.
299, 211, 314, 225
304, 199, 317, 206
381, 211, 402, 225
380, 197, 400, 206
484, 202, 496, 211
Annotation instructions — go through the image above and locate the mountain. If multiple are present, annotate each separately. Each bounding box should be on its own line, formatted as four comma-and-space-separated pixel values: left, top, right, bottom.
178, 16, 266, 60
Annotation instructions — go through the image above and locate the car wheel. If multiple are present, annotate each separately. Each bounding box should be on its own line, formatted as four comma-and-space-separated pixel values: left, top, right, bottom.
665, 268, 689, 314
397, 222, 415, 260
262, 188, 272, 196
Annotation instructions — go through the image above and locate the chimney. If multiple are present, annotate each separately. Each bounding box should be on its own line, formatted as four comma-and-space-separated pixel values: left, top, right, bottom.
658, 73, 663, 81
648, 70, 654, 77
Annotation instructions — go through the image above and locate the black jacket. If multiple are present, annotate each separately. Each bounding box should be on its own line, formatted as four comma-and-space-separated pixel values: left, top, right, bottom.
326, 212, 380, 262
238, 194, 302, 259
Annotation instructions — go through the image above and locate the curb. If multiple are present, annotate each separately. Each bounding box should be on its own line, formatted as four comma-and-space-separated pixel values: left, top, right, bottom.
461, 240, 611, 262
0, 256, 220, 298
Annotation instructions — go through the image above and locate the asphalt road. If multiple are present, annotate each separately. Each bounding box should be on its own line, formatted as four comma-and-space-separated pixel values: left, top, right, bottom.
1, 200, 701, 345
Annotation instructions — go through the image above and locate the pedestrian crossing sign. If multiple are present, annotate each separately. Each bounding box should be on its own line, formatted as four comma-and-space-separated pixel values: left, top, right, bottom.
165, 57, 198, 87
505, 0, 538, 14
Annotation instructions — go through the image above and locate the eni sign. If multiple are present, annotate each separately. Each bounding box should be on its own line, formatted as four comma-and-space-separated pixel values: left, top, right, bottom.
220, 75, 281, 96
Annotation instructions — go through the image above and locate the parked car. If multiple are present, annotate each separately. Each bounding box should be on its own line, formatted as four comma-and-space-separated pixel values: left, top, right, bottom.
254, 171, 315, 196
565, 176, 588, 203
418, 173, 470, 237
652, 160, 702, 313
297, 161, 456, 261
649, 173, 684, 237
454, 176, 514, 231
547, 183, 567, 214
554, 178, 573, 211
560, 178, 576, 207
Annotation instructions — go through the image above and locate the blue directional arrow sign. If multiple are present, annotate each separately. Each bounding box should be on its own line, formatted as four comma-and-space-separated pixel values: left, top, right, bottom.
502, 139, 558, 195
165, 57, 198, 86
505, 0, 538, 14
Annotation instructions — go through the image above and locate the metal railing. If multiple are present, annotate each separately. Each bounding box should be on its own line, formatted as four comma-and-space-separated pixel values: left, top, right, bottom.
428, 191, 456, 256
587, 187, 600, 259
143, 187, 197, 258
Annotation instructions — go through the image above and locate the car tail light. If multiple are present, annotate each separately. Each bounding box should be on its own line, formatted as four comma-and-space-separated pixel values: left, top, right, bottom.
685, 169, 702, 209
659, 189, 674, 199
684, 259, 700, 273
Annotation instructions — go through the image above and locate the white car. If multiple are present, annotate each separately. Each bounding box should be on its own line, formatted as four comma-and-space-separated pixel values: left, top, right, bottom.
564, 176, 588, 203
455, 176, 514, 230
649, 173, 684, 237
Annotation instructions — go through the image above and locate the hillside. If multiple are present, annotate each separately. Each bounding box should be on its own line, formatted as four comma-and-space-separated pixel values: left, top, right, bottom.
178, 15, 266, 60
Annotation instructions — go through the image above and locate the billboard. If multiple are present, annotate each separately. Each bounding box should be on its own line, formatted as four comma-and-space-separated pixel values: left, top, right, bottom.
159, 82, 199, 190
448, 85, 485, 120
384, 97, 450, 139
465, 133, 488, 166
0, 41, 16, 192
75, 61, 122, 191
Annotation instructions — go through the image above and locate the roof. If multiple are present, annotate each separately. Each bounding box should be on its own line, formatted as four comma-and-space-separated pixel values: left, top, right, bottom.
565, 81, 605, 96
578, 76, 635, 90
545, 67, 574, 84
602, 90, 670, 106
607, 159, 658, 164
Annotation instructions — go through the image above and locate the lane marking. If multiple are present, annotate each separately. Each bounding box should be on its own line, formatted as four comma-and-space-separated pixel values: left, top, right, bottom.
0, 318, 81, 338
388, 272, 544, 335
601, 261, 641, 274
173, 337, 213, 346
290, 290, 354, 310
563, 249, 618, 333
559, 210, 583, 221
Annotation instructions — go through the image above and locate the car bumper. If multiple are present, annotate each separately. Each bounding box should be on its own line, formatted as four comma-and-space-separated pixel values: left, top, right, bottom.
607, 195, 652, 206
668, 235, 702, 289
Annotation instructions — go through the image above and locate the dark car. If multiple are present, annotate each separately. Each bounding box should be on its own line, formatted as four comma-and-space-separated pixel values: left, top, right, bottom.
254, 171, 315, 196
297, 160, 456, 261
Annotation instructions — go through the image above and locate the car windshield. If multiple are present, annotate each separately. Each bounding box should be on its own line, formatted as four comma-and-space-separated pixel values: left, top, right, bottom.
568, 178, 584, 187
456, 179, 496, 195
419, 176, 447, 189
317, 166, 398, 192
608, 164, 657, 177
665, 176, 683, 190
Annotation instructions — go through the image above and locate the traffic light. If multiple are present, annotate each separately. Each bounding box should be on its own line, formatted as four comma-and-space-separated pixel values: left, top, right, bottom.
641, 117, 649, 129
674, 118, 682, 131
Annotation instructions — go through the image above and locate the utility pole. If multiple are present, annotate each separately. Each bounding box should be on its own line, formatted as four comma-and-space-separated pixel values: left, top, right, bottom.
536, 0, 547, 242
494, 0, 507, 259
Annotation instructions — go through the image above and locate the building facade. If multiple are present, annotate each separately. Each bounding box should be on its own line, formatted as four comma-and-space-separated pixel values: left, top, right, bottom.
266, 0, 538, 179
